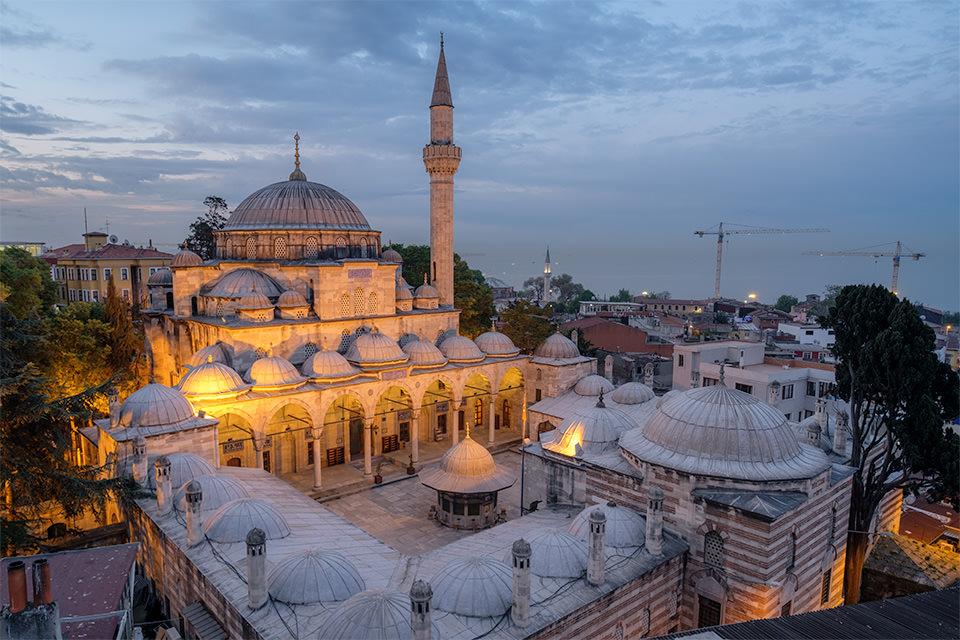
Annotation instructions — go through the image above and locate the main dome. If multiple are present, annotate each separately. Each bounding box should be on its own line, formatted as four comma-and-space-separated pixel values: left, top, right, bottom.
225, 178, 370, 231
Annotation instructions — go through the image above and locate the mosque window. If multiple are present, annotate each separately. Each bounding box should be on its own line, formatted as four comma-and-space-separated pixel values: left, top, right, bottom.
787, 532, 796, 571
340, 293, 350, 317
305, 236, 318, 259
474, 400, 483, 427
255, 347, 267, 360
640, 609, 650, 636
359, 237, 368, 258
274, 237, 287, 259
304, 342, 318, 358
246, 237, 256, 260
697, 596, 721, 628
225, 239, 232, 257
735, 383, 753, 394
369, 292, 378, 313
338, 329, 352, 353
704, 531, 724, 567
613, 622, 624, 640
354, 287, 365, 315
336, 236, 347, 259
820, 569, 831, 604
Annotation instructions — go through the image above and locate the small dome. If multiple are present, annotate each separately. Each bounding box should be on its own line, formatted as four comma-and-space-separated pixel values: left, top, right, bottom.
247, 355, 305, 389
414, 282, 439, 299
225, 179, 371, 232
431, 556, 512, 617
323, 590, 410, 640
523, 529, 588, 578
402, 338, 447, 367
203, 498, 291, 543
301, 349, 360, 379
382, 247, 403, 263
200, 268, 284, 298
474, 330, 520, 357
147, 267, 172, 286
344, 331, 407, 366
162, 453, 216, 494
178, 361, 249, 398
236, 287, 273, 310
534, 332, 580, 359
268, 550, 364, 604
573, 374, 615, 397
568, 502, 645, 548
118, 383, 195, 429
419, 436, 516, 494
276, 289, 308, 307
542, 400, 638, 457
438, 335, 485, 362
174, 474, 249, 513
395, 284, 413, 300
171, 248, 203, 267
189, 343, 231, 368
611, 381, 655, 405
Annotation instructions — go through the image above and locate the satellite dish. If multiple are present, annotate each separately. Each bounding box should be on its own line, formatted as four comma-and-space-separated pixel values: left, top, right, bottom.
109, 234, 119, 244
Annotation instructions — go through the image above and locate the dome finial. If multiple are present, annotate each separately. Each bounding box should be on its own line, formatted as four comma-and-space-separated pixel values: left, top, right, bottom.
719, 362, 726, 386
596, 390, 606, 408
289, 132, 307, 181
440, 31, 444, 50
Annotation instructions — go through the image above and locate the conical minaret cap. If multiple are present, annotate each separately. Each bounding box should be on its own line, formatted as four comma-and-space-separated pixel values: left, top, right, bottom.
431, 35, 453, 107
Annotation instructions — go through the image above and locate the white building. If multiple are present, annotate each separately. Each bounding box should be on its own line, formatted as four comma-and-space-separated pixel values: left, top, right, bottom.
779, 322, 836, 349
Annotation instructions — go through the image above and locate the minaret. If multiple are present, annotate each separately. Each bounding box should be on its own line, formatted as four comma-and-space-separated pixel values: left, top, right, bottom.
542, 246, 551, 305
423, 34, 461, 307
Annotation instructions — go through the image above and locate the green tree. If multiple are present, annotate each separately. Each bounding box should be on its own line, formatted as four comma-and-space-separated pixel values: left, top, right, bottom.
393, 244, 431, 287
712, 311, 729, 324
609, 288, 632, 302
774, 294, 798, 312
567, 288, 597, 313
522, 276, 545, 302
453, 253, 494, 339
550, 273, 584, 308
942, 311, 959, 325
499, 299, 554, 354
820, 284, 960, 604
0, 247, 57, 318
808, 285, 841, 319
186, 196, 229, 260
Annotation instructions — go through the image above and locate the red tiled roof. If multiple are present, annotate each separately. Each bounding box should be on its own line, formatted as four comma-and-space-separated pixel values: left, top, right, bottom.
45, 243, 172, 261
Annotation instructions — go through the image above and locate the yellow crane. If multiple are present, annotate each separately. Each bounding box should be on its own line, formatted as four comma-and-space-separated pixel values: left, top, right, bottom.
802, 241, 924, 296
694, 222, 830, 299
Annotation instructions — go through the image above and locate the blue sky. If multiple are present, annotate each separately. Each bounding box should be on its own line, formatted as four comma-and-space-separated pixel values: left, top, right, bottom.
2, 1, 957, 310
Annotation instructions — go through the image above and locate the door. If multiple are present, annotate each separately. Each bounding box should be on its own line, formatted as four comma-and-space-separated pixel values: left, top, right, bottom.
349, 418, 363, 457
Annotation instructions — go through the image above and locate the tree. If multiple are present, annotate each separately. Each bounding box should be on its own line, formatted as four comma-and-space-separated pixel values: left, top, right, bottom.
186, 196, 229, 260
712, 311, 729, 324
567, 288, 597, 313
774, 294, 798, 313
499, 299, 554, 354
550, 273, 584, 308
453, 253, 494, 339
610, 288, 631, 302
820, 284, 959, 604
104, 276, 145, 384
522, 276, 545, 303
393, 244, 430, 287
0, 247, 57, 318
942, 311, 959, 325
808, 285, 841, 319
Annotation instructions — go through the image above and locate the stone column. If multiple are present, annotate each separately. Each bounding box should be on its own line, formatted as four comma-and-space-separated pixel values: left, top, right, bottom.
155, 456, 172, 517
132, 436, 148, 487
185, 481, 203, 547
363, 418, 373, 476
411, 409, 421, 464
246, 528, 267, 610
311, 425, 324, 490
409, 579, 433, 640
252, 433, 266, 470
587, 509, 606, 586
451, 401, 460, 446
488, 394, 497, 444
645, 486, 664, 556
511, 538, 531, 627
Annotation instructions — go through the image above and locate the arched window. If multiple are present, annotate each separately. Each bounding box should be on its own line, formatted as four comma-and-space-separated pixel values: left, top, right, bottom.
359, 237, 368, 258
336, 236, 347, 259
274, 237, 287, 259
246, 237, 256, 260
305, 236, 318, 259
704, 530, 724, 567
340, 293, 351, 318
354, 287, 365, 315
369, 291, 378, 313
473, 399, 483, 427
787, 532, 796, 571
338, 329, 352, 353
225, 238, 232, 258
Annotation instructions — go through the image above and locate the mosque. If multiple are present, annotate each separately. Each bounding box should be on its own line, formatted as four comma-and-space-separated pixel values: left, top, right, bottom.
81, 41, 899, 639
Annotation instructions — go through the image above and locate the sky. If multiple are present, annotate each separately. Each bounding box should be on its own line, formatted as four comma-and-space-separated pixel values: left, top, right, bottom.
2, 1, 958, 311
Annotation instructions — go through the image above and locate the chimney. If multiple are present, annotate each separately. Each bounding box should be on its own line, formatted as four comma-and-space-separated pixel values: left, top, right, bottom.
806, 421, 821, 448
587, 509, 606, 586
511, 539, 531, 628
132, 437, 148, 486
833, 412, 849, 457
246, 528, 267, 610
604, 355, 613, 381
108, 387, 120, 430
31, 559, 52, 605
409, 579, 433, 640
767, 381, 781, 405
185, 481, 203, 547
155, 456, 172, 516
815, 398, 828, 430
644, 362, 655, 387
645, 486, 664, 556
7, 561, 27, 613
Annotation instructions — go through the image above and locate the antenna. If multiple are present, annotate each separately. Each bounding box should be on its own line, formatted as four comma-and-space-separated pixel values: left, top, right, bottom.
84, 208, 88, 235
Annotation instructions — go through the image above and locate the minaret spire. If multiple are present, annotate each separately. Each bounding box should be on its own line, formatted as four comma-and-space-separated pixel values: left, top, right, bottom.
289, 132, 307, 181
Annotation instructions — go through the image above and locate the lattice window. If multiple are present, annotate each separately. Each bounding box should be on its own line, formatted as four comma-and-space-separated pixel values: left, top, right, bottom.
255, 347, 267, 360
338, 329, 352, 353
640, 608, 650, 636
274, 237, 287, 259
336, 236, 347, 258
256, 312, 268, 322
215, 300, 224, 316
340, 293, 350, 317
704, 531, 724, 567
820, 569, 831, 604
305, 236, 318, 259
613, 622, 624, 640
354, 287, 365, 315
304, 342, 318, 358
246, 237, 256, 260
369, 292, 378, 313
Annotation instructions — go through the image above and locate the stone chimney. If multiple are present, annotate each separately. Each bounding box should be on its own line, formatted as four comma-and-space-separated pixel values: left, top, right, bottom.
511, 538, 532, 628
587, 509, 606, 586
2, 560, 62, 640
409, 579, 432, 640
185, 481, 203, 547
833, 412, 849, 457
767, 381, 781, 405
108, 387, 120, 430
132, 436, 148, 487
32, 559, 52, 606
246, 528, 267, 610
815, 398, 828, 430
155, 456, 172, 516
645, 486, 664, 556
644, 362, 655, 387
806, 421, 821, 448
604, 355, 613, 381
7, 561, 27, 614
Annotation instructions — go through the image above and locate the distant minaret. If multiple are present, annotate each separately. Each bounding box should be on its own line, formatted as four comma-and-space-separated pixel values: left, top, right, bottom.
423, 34, 461, 307
542, 246, 552, 305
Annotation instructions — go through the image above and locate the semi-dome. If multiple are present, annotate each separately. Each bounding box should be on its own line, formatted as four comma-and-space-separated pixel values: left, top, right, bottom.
146, 267, 172, 286
620, 382, 831, 481
162, 453, 216, 494
200, 268, 284, 298
419, 436, 516, 494
301, 349, 360, 379
611, 381, 655, 405
247, 355, 305, 390
438, 335, 485, 362
225, 179, 371, 231
573, 374, 614, 397
474, 330, 520, 357
178, 360, 250, 399
542, 398, 638, 457
568, 501, 645, 548
118, 383, 195, 429
534, 332, 580, 359
171, 248, 203, 267
189, 343, 231, 368
431, 556, 512, 617
344, 331, 408, 366
174, 474, 249, 514
402, 338, 447, 367
276, 289, 307, 307
323, 590, 411, 640
268, 550, 364, 604
522, 529, 588, 578
203, 498, 291, 543
381, 246, 403, 263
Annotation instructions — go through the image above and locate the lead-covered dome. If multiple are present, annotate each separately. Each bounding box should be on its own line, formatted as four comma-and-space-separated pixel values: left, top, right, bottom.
521, 529, 588, 578
118, 383, 195, 429
611, 381, 655, 405
344, 331, 408, 367
474, 330, 520, 357
189, 343, 231, 368
174, 474, 249, 514
419, 436, 516, 494
431, 556, 512, 617
225, 179, 370, 231
438, 335, 485, 363
171, 248, 203, 267
534, 332, 580, 359
147, 267, 172, 286
200, 268, 284, 298
542, 399, 638, 457
568, 501, 645, 548
178, 360, 250, 399
203, 498, 291, 543
620, 382, 831, 481
247, 355, 305, 390
402, 338, 447, 368
161, 453, 216, 493
302, 349, 360, 379
268, 550, 364, 604
573, 374, 614, 396
323, 590, 411, 640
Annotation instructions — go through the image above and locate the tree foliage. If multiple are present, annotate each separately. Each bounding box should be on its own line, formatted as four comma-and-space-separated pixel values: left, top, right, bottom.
522, 276, 545, 303
186, 196, 229, 260
774, 294, 798, 312
820, 284, 960, 603
550, 274, 584, 306
0, 247, 58, 319
104, 275, 141, 375
499, 299, 554, 355
393, 244, 430, 287
609, 288, 632, 302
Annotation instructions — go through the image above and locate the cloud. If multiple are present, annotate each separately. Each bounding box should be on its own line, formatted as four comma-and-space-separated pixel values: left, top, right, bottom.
0, 97, 79, 135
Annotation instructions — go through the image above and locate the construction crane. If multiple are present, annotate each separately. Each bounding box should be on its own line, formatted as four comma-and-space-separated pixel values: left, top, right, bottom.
802, 241, 924, 296
694, 222, 830, 299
